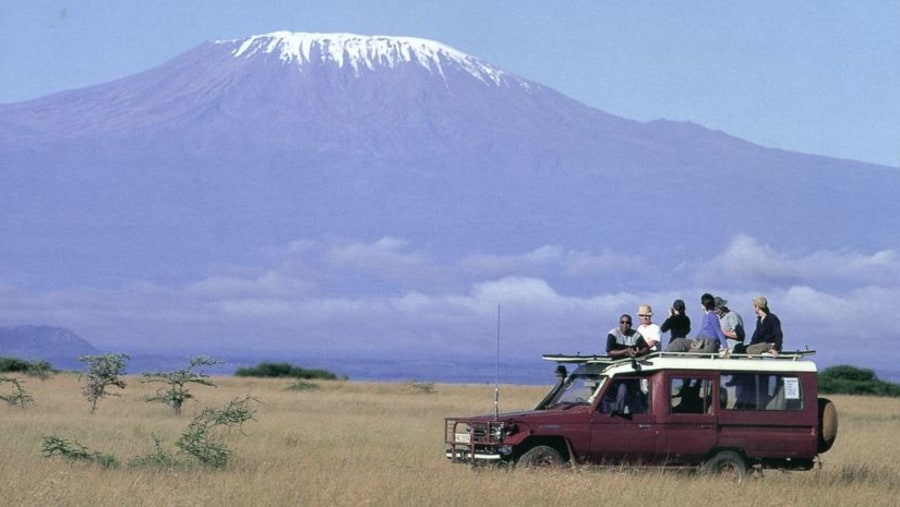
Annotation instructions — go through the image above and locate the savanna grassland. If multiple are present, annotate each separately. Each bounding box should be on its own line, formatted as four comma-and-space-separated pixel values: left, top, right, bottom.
0, 373, 897, 506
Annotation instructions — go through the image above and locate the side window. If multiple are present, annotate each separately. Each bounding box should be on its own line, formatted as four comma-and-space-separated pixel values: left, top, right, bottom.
720, 373, 804, 411
599, 377, 651, 415
670, 377, 712, 414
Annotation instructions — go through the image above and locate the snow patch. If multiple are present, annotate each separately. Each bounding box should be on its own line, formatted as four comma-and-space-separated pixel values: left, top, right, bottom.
217, 31, 506, 86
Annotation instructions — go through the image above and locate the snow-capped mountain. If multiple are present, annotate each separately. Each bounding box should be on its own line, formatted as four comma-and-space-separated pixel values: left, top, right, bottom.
1, 31, 898, 293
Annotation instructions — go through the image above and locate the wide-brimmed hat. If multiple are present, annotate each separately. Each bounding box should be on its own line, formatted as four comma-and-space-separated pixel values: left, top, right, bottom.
714, 296, 728, 309
637, 304, 653, 316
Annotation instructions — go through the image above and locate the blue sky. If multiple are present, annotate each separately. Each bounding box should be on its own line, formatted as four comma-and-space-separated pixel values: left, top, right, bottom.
1, 1, 898, 168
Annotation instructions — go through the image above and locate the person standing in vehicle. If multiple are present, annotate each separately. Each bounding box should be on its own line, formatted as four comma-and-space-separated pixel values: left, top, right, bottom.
715, 296, 745, 353
606, 314, 650, 358
747, 296, 783, 356
636, 304, 662, 351
660, 299, 691, 347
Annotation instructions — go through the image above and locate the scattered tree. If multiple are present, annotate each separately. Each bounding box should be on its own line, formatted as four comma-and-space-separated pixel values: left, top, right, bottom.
143, 356, 220, 415
79, 353, 129, 413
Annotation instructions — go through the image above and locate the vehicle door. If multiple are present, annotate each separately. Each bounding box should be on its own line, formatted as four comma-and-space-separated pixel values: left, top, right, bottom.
657, 373, 718, 463
589, 376, 660, 463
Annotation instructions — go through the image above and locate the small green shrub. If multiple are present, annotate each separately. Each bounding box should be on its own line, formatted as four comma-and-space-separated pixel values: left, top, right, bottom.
175, 396, 259, 468
0, 376, 34, 408
286, 380, 320, 391
406, 381, 436, 394
41, 435, 120, 469
128, 434, 180, 470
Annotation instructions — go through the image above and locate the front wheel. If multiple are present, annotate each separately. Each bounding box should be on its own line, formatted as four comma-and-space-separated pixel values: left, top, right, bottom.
516, 445, 565, 469
702, 450, 749, 483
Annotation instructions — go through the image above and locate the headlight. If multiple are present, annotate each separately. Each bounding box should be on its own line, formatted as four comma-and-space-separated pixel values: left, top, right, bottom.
491, 423, 505, 441
490, 422, 517, 441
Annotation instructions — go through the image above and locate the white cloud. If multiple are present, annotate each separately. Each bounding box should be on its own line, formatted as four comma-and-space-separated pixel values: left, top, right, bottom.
460, 245, 648, 279
703, 234, 900, 286
188, 271, 316, 299
2, 235, 899, 374
460, 245, 564, 275
563, 249, 649, 276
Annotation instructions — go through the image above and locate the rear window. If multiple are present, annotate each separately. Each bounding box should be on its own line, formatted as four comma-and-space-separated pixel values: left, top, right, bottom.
720, 373, 803, 411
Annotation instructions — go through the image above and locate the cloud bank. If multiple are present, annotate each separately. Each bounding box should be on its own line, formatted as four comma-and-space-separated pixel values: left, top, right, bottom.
2, 234, 897, 374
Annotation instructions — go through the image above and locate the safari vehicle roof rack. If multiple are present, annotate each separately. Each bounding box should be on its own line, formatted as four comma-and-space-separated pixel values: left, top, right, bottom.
541, 349, 816, 365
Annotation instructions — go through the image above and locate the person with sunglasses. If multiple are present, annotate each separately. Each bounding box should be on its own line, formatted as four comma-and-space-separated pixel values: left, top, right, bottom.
606, 314, 650, 359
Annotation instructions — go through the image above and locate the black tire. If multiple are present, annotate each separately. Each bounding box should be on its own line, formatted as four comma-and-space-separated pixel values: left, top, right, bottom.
818, 397, 838, 453
516, 445, 565, 469
702, 450, 748, 483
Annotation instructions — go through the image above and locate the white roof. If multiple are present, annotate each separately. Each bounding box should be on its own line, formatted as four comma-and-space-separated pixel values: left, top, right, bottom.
601, 355, 818, 376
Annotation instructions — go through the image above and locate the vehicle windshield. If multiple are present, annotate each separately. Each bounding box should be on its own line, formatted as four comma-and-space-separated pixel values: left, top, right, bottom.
545, 375, 605, 407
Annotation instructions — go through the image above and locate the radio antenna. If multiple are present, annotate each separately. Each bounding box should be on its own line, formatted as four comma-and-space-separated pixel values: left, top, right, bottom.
494, 304, 501, 419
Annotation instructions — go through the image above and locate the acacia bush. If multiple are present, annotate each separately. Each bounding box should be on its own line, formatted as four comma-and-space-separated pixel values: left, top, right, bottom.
80, 353, 129, 413
143, 356, 220, 415
43, 398, 259, 471
0, 376, 34, 408
175, 396, 259, 468
41, 435, 120, 469
818, 365, 900, 396
235, 361, 346, 380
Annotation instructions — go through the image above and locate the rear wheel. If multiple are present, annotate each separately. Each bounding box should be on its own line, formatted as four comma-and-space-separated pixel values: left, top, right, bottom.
516, 445, 565, 469
702, 450, 748, 483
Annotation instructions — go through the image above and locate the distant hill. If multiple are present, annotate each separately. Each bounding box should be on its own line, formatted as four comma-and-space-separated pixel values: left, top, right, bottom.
0, 326, 99, 370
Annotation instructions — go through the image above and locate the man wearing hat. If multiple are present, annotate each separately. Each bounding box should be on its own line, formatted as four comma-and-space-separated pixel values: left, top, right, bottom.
747, 296, 783, 356
636, 304, 662, 351
714, 296, 745, 353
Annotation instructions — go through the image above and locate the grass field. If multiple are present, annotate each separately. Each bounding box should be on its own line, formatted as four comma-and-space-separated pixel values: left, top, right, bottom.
0, 373, 897, 506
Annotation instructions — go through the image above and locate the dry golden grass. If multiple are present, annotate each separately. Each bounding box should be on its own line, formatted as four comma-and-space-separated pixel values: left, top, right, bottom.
0, 373, 897, 506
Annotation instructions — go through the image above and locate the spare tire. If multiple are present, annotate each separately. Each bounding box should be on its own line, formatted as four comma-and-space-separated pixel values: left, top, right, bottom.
818, 397, 838, 453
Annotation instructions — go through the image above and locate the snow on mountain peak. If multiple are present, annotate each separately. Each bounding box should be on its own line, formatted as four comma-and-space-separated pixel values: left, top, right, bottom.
217, 31, 506, 86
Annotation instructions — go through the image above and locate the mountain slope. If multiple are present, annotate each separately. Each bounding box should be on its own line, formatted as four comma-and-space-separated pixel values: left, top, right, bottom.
1, 31, 898, 291
0, 326, 99, 368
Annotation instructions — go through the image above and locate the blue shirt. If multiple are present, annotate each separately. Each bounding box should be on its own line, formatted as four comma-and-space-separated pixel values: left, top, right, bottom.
696, 311, 727, 348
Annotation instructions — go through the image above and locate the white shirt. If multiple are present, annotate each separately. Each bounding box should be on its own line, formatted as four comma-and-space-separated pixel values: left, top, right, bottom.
637, 323, 662, 350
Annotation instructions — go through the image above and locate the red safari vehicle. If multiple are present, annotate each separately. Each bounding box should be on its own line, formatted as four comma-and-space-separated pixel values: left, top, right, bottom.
445, 351, 838, 480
